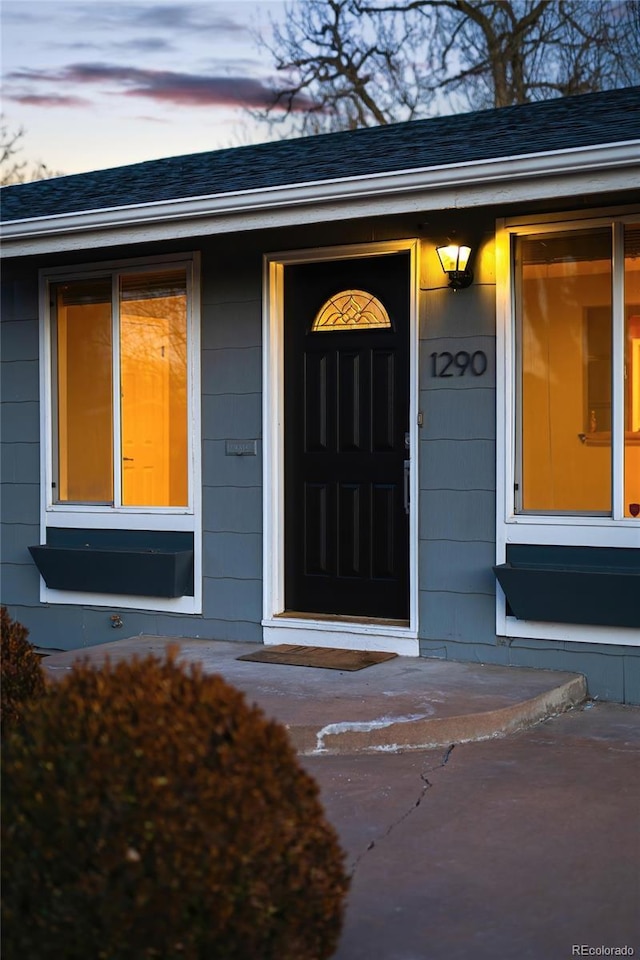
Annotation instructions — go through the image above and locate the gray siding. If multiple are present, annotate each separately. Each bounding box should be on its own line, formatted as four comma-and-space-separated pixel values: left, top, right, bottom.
197, 245, 263, 642
1, 242, 265, 651
417, 236, 497, 651
418, 634, 640, 704
1, 219, 638, 703
1, 266, 41, 637
413, 236, 640, 705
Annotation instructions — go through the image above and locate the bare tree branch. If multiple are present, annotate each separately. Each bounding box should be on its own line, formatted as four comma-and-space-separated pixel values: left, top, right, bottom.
248, 0, 640, 136
1, 118, 64, 186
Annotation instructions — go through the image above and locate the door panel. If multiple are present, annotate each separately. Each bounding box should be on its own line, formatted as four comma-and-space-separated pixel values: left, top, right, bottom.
285, 252, 410, 619
304, 352, 330, 452
371, 483, 396, 578
338, 482, 362, 576
371, 350, 396, 450
304, 482, 330, 575
338, 352, 360, 451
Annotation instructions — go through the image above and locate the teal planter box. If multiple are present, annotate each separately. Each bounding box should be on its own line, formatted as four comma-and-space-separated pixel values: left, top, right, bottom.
29, 544, 193, 598
494, 545, 639, 629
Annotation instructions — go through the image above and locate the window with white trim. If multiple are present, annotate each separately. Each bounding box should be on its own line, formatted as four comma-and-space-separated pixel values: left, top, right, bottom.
496, 213, 640, 644
37, 255, 201, 614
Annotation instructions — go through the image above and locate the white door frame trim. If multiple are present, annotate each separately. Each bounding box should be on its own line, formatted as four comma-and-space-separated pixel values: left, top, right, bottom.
262, 240, 420, 655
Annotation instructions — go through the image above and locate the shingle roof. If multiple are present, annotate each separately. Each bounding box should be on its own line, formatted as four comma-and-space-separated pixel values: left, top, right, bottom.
2, 86, 639, 224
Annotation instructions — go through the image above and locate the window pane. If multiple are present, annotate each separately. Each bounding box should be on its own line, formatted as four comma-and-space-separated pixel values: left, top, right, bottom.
517, 230, 612, 513
53, 279, 113, 503
120, 270, 188, 507
625, 224, 640, 518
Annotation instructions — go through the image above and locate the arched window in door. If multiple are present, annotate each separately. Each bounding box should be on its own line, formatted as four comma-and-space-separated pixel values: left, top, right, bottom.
311, 289, 391, 332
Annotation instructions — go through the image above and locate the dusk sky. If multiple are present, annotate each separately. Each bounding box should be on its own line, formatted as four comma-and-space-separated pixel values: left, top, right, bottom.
1, 0, 304, 177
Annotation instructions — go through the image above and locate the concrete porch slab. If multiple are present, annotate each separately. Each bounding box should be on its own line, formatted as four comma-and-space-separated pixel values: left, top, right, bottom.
41, 636, 587, 755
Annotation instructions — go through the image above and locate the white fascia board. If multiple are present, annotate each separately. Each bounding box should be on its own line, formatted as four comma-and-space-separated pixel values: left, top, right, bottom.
2, 140, 638, 258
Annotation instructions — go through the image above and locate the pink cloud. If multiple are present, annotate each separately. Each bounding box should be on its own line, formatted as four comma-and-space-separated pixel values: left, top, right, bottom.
8, 93, 89, 107
8, 63, 318, 112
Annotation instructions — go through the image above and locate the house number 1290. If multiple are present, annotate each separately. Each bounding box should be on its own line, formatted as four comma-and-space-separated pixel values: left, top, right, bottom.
430, 350, 488, 377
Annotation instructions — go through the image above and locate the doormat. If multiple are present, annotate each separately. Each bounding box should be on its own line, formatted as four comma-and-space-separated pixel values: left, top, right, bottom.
236, 644, 398, 671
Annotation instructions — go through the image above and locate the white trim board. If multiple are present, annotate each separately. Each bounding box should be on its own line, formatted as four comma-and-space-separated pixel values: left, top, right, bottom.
262, 619, 419, 656
262, 239, 420, 654
498, 613, 640, 647
41, 587, 201, 616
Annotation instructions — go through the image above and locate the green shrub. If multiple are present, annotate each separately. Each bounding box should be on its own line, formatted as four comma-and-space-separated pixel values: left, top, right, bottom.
2, 649, 349, 960
0, 605, 46, 732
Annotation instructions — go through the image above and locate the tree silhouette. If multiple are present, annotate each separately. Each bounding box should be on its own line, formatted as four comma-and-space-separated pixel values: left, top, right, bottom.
251, 0, 640, 135
1, 117, 63, 185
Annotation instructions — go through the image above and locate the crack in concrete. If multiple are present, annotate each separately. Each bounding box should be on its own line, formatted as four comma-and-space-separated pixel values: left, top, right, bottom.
349, 744, 455, 878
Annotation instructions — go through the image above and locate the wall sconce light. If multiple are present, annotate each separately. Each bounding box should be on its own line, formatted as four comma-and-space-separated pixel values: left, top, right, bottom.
436, 244, 473, 290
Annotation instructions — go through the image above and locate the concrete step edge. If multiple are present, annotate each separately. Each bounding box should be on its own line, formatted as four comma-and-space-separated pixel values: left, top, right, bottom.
288, 674, 588, 756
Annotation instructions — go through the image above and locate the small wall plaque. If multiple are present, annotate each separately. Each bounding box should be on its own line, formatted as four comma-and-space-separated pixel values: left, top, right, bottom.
225, 440, 257, 456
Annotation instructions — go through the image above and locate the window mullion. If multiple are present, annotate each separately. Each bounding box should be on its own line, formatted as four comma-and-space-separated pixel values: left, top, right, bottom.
611, 222, 625, 520
186, 265, 194, 514
112, 274, 123, 508
48, 283, 60, 505
512, 232, 523, 514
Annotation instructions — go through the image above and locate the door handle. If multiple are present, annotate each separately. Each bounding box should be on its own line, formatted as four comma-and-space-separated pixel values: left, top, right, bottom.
403, 459, 410, 515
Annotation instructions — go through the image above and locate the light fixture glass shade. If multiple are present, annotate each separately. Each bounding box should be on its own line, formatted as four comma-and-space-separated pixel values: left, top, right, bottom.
436, 244, 472, 273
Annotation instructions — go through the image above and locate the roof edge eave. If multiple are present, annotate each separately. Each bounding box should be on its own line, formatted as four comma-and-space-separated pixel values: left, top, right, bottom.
2, 140, 638, 257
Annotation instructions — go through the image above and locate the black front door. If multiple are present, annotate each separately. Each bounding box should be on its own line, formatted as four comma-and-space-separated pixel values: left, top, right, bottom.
284, 252, 410, 619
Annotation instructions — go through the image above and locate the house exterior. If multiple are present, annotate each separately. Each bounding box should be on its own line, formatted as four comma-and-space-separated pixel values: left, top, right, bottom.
2, 87, 639, 703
